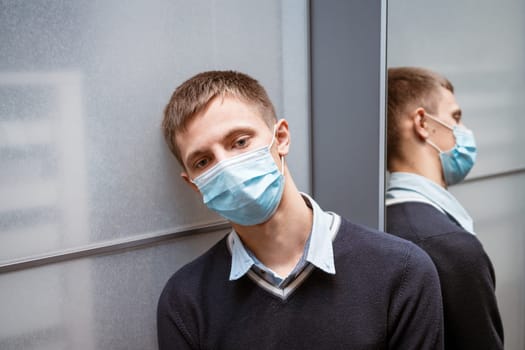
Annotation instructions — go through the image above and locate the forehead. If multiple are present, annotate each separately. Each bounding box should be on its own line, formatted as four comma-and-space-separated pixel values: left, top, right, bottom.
184, 95, 269, 134
435, 87, 460, 112
175, 96, 271, 160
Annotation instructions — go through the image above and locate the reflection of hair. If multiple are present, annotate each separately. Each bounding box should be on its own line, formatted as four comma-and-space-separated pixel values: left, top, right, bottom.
387, 67, 454, 167
162, 70, 277, 165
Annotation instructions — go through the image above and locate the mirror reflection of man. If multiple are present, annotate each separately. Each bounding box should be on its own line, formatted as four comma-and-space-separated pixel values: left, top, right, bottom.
157, 70, 444, 349
386, 67, 504, 350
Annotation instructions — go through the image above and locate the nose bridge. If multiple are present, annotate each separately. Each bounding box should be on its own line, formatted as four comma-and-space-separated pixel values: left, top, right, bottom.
211, 144, 229, 164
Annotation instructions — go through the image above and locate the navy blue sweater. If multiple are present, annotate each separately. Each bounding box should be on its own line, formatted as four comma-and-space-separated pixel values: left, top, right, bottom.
157, 218, 443, 349
386, 202, 504, 350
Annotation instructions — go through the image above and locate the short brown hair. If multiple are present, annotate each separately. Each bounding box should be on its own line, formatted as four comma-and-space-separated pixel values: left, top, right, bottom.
162, 70, 277, 165
387, 67, 454, 166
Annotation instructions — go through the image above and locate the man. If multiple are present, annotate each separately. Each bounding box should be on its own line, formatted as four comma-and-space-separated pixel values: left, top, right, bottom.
157, 70, 443, 349
386, 67, 504, 349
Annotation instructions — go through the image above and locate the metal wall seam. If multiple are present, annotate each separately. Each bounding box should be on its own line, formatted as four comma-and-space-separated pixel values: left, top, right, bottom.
0, 221, 231, 274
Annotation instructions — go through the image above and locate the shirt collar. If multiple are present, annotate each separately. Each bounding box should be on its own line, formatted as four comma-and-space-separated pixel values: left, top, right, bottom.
303, 192, 337, 274
228, 192, 339, 281
386, 172, 474, 233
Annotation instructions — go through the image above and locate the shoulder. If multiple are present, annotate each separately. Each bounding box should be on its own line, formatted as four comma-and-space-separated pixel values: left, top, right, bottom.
386, 203, 495, 282
337, 218, 425, 256
334, 218, 441, 324
335, 218, 437, 278
387, 201, 467, 241
425, 232, 496, 284
158, 235, 230, 308
156, 235, 231, 348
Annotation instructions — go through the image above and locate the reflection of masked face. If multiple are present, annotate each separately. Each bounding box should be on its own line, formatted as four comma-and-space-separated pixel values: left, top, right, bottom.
425, 114, 477, 186
191, 126, 285, 226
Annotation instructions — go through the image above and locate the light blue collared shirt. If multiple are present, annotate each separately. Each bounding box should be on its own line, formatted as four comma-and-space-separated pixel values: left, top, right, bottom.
228, 193, 339, 288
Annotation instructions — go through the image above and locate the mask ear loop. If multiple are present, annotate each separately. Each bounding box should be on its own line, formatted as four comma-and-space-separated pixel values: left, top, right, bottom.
425, 113, 454, 130
424, 113, 450, 154
268, 125, 277, 149
269, 123, 286, 176
426, 138, 443, 154
424, 113, 461, 155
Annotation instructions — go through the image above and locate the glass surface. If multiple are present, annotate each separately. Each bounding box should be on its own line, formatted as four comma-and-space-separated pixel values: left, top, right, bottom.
387, 2, 525, 349
0, 229, 227, 350
0, 0, 309, 261
387, 0, 525, 178
450, 173, 525, 350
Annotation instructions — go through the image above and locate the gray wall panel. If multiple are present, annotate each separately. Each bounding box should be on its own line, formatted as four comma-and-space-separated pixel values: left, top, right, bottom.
0, 230, 227, 350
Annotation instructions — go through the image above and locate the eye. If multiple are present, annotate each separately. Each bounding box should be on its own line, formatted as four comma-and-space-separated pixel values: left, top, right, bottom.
453, 111, 462, 123
193, 157, 210, 170
233, 136, 250, 149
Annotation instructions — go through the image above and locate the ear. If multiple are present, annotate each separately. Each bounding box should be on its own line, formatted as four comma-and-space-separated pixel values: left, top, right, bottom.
275, 118, 291, 156
412, 107, 430, 140
181, 171, 201, 193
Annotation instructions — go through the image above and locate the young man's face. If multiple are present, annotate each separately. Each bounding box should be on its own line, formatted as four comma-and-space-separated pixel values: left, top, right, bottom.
176, 95, 278, 183
426, 87, 465, 151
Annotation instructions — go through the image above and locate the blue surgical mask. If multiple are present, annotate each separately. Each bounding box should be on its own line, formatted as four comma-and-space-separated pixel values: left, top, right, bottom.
426, 114, 477, 186
191, 127, 285, 226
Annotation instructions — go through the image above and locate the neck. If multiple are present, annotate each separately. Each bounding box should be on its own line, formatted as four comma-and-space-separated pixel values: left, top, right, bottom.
232, 176, 313, 277
391, 144, 447, 188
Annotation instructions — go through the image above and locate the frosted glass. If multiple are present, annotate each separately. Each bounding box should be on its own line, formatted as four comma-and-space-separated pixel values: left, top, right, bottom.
450, 173, 525, 350
0, 230, 227, 350
388, 2, 525, 349
0, 0, 309, 261
387, 0, 525, 178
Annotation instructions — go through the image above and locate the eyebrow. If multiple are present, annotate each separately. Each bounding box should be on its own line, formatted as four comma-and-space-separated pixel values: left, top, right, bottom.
223, 126, 256, 141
